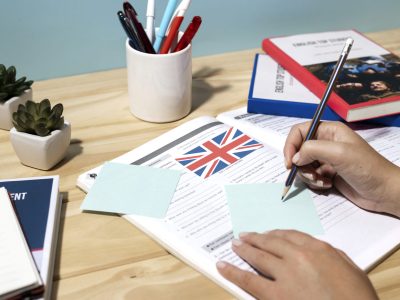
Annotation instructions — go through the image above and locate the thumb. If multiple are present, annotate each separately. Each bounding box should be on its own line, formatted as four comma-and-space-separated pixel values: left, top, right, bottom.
292, 140, 347, 168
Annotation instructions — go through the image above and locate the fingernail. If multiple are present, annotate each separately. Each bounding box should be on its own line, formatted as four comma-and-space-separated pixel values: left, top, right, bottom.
284, 158, 290, 169
216, 261, 227, 269
323, 181, 332, 188
292, 152, 300, 164
239, 232, 250, 239
232, 239, 242, 247
314, 180, 332, 188
302, 173, 314, 180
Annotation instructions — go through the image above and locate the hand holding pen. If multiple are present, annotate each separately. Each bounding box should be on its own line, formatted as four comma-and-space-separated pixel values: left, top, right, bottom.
281, 38, 354, 200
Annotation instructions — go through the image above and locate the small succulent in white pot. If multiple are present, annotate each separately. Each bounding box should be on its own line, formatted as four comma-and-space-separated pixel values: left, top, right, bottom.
0, 64, 33, 130
10, 99, 71, 170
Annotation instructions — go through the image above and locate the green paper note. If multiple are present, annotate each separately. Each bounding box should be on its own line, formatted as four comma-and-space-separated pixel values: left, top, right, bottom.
81, 162, 181, 218
225, 183, 323, 237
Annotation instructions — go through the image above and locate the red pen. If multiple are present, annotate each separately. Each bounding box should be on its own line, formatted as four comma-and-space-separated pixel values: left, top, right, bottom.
159, 0, 191, 54
160, 17, 183, 54
173, 16, 202, 52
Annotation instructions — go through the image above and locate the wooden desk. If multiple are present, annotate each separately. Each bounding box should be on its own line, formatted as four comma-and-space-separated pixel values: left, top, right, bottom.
1, 29, 400, 299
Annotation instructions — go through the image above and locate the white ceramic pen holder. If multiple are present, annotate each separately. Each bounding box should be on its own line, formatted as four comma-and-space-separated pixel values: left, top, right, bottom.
126, 35, 192, 123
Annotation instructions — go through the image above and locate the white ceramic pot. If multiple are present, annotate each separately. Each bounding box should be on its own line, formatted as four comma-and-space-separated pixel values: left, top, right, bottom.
0, 89, 32, 130
10, 121, 71, 170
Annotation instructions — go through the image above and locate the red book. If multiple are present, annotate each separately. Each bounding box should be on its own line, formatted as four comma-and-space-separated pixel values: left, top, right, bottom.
262, 30, 400, 122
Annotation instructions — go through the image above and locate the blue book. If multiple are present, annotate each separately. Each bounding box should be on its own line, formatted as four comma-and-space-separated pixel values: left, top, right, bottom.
248, 54, 400, 127
0, 176, 61, 300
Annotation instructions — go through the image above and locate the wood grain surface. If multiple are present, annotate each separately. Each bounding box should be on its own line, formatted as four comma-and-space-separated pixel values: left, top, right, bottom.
0, 28, 399, 299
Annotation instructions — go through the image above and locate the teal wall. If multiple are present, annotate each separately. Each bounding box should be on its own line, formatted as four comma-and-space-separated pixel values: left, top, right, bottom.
2, 0, 400, 80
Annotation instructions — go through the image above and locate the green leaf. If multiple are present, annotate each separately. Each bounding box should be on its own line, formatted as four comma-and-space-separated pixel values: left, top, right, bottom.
34, 123, 49, 137
4, 66, 14, 83
36, 117, 47, 124
15, 120, 29, 131
15, 86, 27, 94
25, 100, 37, 118
41, 107, 51, 118
39, 99, 50, 114
0, 92, 8, 102
12, 112, 19, 122
17, 111, 28, 123
25, 80, 34, 87
2, 83, 16, 92
51, 103, 64, 119
14, 76, 26, 85
13, 122, 26, 132
8, 66, 16, 83
17, 104, 27, 113
54, 117, 64, 130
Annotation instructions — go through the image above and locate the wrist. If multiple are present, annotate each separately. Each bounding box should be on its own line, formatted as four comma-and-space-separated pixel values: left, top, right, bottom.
380, 165, 400, 217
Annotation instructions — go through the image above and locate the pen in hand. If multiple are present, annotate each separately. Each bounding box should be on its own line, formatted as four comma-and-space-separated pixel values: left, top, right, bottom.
281, 38, 354, 201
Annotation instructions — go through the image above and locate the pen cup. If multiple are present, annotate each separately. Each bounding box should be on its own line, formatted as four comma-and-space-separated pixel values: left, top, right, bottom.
126, 37, 192, 123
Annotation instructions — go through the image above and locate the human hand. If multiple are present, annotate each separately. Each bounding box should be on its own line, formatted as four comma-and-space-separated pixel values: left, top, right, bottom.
283, 121, 400, 217
217, 230, 378, 300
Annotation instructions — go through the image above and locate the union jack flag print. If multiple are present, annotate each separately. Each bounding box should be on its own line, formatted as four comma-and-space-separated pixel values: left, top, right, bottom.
175, 127, 263, 179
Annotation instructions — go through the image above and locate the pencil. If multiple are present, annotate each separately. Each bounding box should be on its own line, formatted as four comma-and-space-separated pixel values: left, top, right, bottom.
281, 38, 354, 201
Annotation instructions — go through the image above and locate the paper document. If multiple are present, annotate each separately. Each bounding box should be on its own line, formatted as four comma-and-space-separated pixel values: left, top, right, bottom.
77, 111, 400, 300
81, 162, 182, 218
225, 183, 323, 237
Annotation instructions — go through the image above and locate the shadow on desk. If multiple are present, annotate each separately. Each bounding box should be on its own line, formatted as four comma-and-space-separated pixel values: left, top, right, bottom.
192, 67, 230, 111
52, 194, 68, 287
52, 139, 83, 170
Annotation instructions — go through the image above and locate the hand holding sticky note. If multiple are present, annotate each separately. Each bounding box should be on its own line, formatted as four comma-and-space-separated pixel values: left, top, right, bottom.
225, 183, 324, 237
81, 162, 181, 218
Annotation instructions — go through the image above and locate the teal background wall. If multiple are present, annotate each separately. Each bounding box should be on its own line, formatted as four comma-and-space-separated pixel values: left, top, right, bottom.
1, 0, 400, 80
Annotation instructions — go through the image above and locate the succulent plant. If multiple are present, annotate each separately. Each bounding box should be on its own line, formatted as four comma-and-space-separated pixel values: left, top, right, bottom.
12, 99, 64, 137
0, 64, 33, 103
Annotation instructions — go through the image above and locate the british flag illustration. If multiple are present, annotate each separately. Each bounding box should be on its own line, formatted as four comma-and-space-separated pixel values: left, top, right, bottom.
175, 127, 263, 179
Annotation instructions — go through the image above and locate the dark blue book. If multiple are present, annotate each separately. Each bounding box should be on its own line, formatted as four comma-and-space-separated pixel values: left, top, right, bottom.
0, 176, 61, 300
248, 54, 400, 127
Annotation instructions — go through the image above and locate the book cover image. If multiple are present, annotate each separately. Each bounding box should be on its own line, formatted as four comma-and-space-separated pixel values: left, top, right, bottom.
305, 54, 400, 105
263, 30, 400, 121
0, 176, 59, 274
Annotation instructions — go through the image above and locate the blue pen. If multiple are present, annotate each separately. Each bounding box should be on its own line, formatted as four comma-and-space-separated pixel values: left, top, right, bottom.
153, 0, 178, 52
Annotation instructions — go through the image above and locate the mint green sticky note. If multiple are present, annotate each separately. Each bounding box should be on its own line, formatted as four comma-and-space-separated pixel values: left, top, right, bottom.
81, 162, 181, 218
225, 183, 323, 237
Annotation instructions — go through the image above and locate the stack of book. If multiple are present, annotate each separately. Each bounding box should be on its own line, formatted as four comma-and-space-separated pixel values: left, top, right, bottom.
0, 176, 61, 300
248, 29, 400, 126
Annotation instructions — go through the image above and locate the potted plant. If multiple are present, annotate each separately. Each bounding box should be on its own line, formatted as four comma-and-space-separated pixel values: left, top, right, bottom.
10, 99, 71, 170
0, 64, 33, 130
